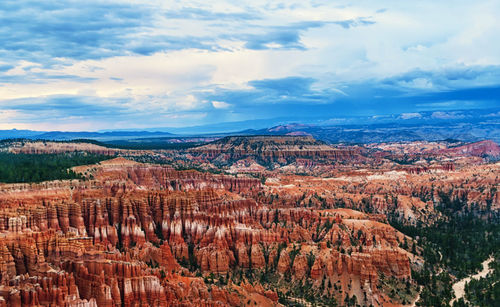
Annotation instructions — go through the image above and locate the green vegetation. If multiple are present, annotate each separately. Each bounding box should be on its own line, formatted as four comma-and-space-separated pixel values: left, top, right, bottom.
102, 139, 204, 150
462, 253, 500, 306
1, 137, 204, 151
128, 154, 225, 175
223, 243, 337, 307
50, 137, 203, 150
395, 213, 500, 280
378, 274, 419, 305
390, 190, 500, 307
388, 155, 419, 165
0, 152, 110, 183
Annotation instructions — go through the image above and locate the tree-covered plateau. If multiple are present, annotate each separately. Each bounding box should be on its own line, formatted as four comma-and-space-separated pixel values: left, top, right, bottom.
0, 152, 111, 183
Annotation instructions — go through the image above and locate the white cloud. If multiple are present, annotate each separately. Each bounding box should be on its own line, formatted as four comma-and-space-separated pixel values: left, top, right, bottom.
398, 78, 434, 90
400, 113, 422, 120
1, 0, 500, 129
431, 111, 466, 119
212, 101, 231, 109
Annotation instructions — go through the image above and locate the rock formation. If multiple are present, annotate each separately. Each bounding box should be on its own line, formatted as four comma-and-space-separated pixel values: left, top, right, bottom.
0, 137, 498, 306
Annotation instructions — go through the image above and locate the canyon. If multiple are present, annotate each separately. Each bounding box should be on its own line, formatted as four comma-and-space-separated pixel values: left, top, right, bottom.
0, 137, 498, 306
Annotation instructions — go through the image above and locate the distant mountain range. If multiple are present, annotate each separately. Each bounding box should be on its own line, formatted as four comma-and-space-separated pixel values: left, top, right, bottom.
245, 122, 500, 144
243, 109, 500, 143
0, 130, 175, 141
1, 108, 499, 143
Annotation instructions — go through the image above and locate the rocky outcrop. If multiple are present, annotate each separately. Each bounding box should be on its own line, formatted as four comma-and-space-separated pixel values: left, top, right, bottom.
1, 149, 496, 307
438, 140, 500, 157
0, 159, 276, 306
406, 162, 455, 174
190, 135, 361, 163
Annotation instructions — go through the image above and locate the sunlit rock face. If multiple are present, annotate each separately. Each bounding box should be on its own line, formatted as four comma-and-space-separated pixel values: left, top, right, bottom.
0, 137, 498, 306
0, 158, 412, 306
190, 135, 361, 163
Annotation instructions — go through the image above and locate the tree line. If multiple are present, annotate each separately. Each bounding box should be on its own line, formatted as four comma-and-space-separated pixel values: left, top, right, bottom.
0, 152, 110, 183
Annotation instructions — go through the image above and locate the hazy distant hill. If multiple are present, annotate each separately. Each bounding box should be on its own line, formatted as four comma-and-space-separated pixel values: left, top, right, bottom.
244, 110, 500, 143
0, 130, 175, 141
1, 108, 498, 144
247, 123, 499, 144
0, 129, 46, 139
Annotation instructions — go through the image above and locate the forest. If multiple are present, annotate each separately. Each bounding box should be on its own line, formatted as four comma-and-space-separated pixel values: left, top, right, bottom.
0, 152, 111, 183
390, 192, 500, 307
461, 253, 500, 306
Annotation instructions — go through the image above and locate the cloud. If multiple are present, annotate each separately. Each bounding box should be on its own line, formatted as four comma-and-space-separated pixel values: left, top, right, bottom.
203, 76, 342, 111
0, 1, 280, 66
0, 95, 128, 119
1, 0, 500, 130
211, 101, 231, 109
241, 22, 326, 50
164, 7, 260, 21
382, 66, 500, 92
0, 94, 208, 129
0, 72, 97, 84
332, 17, 376, 29
0, 0, 236, 67
239, 19, 375, 50
0, 64, 14, 71
431, 111, 466, 119
400, 113, 422, 119
0, 1, 152, 62
249, 77, 316, 95
0, 1, 378, 64
201, 73, 500, 121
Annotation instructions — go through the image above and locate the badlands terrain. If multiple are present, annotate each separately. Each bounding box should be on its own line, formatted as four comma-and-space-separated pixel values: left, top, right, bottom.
0, 136, 499, 306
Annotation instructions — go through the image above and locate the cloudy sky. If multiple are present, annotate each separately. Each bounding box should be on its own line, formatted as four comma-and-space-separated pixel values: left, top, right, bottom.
0, 0, 499, 131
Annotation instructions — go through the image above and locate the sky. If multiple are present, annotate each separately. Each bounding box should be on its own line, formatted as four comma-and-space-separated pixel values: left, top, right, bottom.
0, 0, 499, 131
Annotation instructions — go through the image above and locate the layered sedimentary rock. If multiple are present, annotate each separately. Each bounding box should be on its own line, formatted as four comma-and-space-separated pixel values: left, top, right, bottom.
437, 140, 500, 157
0, 159, 278, 306
190, 135, 360, 163
0, 157, 410, 306
1, 135, 498, 307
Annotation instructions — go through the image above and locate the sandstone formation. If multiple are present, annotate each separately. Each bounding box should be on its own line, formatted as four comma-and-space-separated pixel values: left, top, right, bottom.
0, 137, 498, 306
437, 140, 500, 157
189, 136, 361, 164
